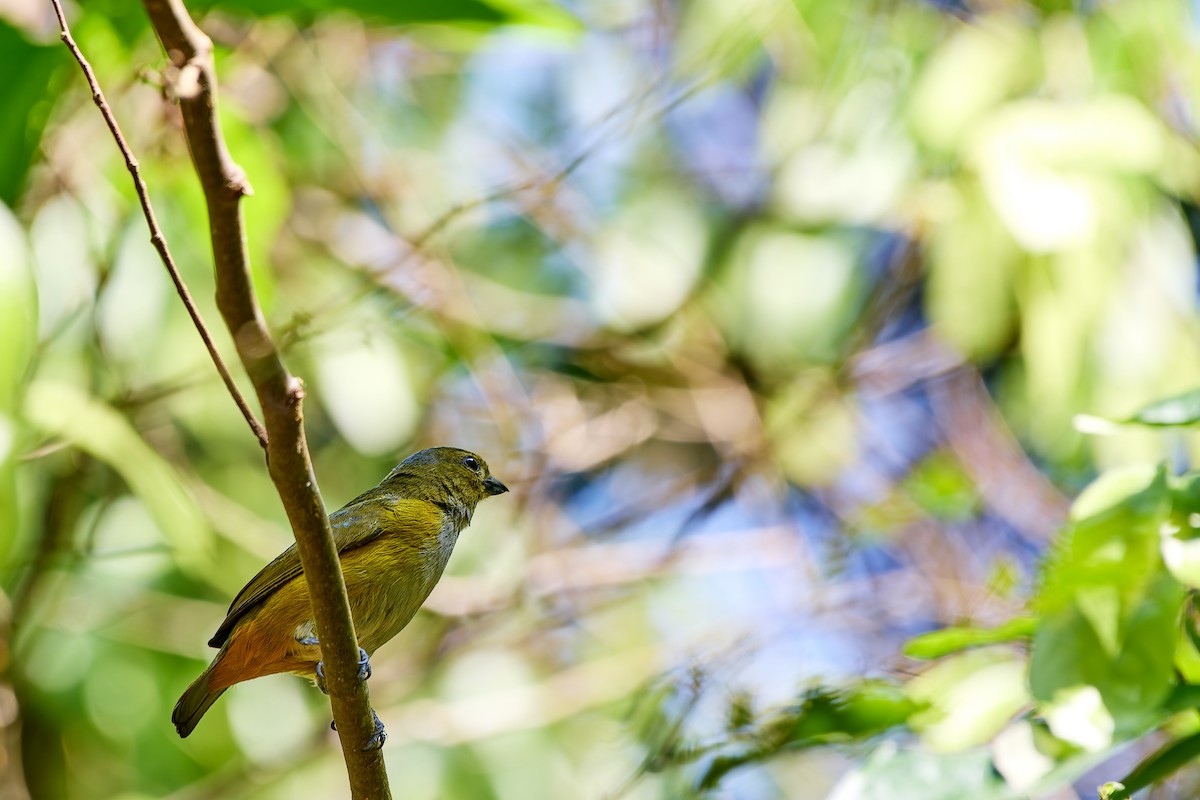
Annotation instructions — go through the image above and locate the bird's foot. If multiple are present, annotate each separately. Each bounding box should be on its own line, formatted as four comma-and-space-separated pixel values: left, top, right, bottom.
365, 708, 386, 750
314, 646, 372, 695
356, 647, 372, 681
330, 708, 387, 751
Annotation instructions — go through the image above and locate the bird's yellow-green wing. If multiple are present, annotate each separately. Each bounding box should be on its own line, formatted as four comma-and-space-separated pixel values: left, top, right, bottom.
206, 496, 400, 648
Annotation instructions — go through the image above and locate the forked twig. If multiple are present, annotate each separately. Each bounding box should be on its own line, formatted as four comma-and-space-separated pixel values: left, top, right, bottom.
47, 0, 267, 451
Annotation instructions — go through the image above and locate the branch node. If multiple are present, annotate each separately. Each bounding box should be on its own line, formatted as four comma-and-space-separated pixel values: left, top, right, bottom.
226, 166, 254, 197
171, 62, 203, 100
286, 376, 305, 404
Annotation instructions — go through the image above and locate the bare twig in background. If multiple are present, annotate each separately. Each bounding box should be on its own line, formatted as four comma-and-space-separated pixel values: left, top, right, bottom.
48, 0, 391, 793
47, 0, 267, 451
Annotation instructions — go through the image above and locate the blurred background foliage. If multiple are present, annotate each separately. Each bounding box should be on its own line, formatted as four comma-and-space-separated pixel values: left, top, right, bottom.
4, 0, 1200, 797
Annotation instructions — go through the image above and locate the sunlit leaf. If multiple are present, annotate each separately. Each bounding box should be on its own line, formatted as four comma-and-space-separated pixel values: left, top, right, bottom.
826, 745, 1012, 800
906, 648, 1029, 753
1121, 390, 1200, 428
1068, 464, 1165, 524
925, 188, 1018, 361
1161, 534, 1200, 588
0, 201, 35, 565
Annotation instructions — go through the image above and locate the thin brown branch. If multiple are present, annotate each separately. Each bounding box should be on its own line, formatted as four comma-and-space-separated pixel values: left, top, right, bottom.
135, 0, 392, 795
47, 0, 267, 451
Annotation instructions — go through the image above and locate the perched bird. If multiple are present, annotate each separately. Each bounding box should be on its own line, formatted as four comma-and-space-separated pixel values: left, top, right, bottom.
172, 447, 508, 745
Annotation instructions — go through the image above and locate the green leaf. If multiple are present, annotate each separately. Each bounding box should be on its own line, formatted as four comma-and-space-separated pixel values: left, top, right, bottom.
1068, 463, 1164, 525
0, 201, 36, 566
696, 681, 920, 791
785, 681, 920, 745
1039, 464, 1168, 617
906, 648, 1029, 753
190, 0, 579, 29
924, 186, 1018, 361
23, 381, 214, 577
1121, 390, 1200, 428
1031, 575, 1182, 740
0, 24, 60, 206
1031, 465, 1182, 737
1097, 731, 1200, 800
904, 617, 1038, 660
1162, 682, 1200, 714
1161, 533, 1200, 588
827, 745, 1014, 800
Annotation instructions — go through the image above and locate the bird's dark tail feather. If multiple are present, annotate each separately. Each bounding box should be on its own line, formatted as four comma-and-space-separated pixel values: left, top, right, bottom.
172, 665, 226, 738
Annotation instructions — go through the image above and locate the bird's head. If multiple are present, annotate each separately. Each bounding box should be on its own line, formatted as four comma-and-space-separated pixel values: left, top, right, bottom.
383, 446, 508, 515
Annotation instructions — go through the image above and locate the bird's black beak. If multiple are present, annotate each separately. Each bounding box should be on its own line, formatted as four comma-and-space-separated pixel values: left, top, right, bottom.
483, 476, 509, 496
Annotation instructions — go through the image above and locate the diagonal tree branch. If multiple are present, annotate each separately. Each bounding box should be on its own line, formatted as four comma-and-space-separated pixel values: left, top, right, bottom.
48, 0, 266, 451
51, 0, 392, 794
135, 2, 393, 795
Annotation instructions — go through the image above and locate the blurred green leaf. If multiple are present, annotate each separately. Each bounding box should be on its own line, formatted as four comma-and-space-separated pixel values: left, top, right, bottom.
785, 681, 919, 745
1162, 682, 1200, 714
903, 451, 981, 521
909, 19, 1036, 152
906, 648, 1029, 753
1067, 463, 1165, 525
1031, 465, 1180, 736
1184, 594, 1200, 656
1031, 574, 1181, 740
1161, 532, 1200, 588
1119, 389, 1200, 428
0, 24, 60, 206
219, 110, 285, 313
0, 201, 36, 566
904, 617, 1037, 660
1098, 731, 1200, 800
0, 203, 36, 407
925, 189, 1019, 361
829, 745, 1014, 800
23, 381, 214, 577
696, 681, 920, 790
190, 0, 578, 28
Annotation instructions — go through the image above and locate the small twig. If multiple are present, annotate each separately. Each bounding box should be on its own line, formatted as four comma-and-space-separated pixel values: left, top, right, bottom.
47, 0, 267, 451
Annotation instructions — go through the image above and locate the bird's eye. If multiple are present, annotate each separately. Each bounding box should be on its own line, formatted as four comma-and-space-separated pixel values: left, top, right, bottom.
462, 455, 480, 472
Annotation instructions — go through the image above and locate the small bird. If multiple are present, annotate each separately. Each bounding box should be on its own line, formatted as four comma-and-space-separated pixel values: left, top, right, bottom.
172, 447, 508, 746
